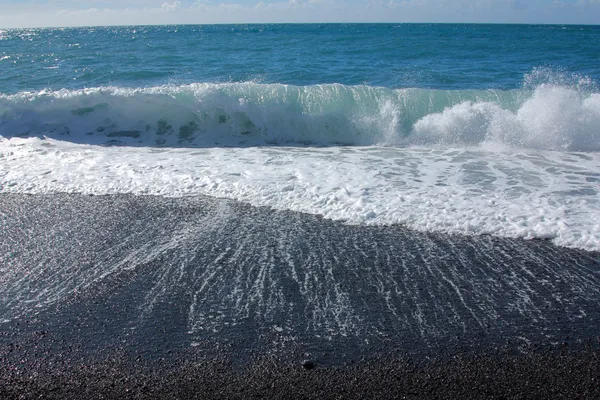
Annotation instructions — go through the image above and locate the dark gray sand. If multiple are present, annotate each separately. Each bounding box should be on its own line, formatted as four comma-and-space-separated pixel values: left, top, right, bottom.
1, 193, 599, 398
1, 345, 599, 399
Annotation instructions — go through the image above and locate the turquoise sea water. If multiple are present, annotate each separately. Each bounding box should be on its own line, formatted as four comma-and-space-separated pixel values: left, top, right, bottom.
1, 23, 600, 149
1, 24, 600, 251
1, 24, 599, 92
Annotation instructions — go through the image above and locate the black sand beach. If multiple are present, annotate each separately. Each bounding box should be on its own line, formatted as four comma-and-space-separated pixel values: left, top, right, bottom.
1, 193, 599, 398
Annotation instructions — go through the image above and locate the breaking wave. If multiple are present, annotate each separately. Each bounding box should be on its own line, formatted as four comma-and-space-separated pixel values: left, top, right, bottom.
1, 80, 599, 151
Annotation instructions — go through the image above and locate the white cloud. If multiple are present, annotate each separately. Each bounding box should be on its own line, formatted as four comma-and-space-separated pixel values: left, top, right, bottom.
162, 1, 182, 11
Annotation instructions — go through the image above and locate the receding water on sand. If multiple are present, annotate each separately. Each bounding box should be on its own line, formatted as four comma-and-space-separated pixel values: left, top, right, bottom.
1, 193, 598, 366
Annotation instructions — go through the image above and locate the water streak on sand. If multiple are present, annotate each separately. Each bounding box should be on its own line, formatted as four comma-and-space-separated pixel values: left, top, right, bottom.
1, 195, 598, 355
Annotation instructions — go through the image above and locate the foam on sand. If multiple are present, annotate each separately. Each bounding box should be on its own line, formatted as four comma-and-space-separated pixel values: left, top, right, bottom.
1, 139, 598, 252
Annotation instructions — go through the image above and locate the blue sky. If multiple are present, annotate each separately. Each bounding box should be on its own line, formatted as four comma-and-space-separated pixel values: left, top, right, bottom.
0, 0, 599, 28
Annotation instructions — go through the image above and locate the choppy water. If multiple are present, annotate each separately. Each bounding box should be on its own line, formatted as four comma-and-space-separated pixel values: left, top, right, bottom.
1, 24, 600, 251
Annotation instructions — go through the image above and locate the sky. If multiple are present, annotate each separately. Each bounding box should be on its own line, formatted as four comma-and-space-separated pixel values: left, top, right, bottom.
0, 0, 599, 28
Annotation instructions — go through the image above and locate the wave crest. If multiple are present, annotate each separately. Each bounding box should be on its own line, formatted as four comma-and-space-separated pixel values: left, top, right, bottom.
1, 81, 599, 151
412, 86, 600, 151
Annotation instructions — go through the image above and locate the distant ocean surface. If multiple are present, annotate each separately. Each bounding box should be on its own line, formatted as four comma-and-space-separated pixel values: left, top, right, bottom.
1, 24, 599, 251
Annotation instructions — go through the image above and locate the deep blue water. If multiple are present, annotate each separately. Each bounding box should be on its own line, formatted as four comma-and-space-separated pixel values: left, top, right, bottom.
1, 23, 599, 93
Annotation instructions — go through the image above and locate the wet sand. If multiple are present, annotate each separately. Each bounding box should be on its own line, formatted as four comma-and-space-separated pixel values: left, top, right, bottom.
1, 193, 599, 398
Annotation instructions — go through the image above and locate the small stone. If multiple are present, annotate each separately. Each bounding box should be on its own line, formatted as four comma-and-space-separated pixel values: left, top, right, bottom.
302, 360, 315, 370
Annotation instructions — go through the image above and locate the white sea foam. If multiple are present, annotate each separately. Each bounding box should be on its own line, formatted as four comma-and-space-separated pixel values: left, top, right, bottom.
1, 81, 599, 251
1, 138, 599, 252
412, 85, 600, 151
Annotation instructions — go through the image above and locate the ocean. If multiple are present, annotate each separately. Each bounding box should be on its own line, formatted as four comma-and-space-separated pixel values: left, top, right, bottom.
1, 24, 600, 397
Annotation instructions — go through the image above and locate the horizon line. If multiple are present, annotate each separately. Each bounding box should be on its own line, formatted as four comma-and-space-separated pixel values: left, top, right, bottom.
3, 21, 600, 30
